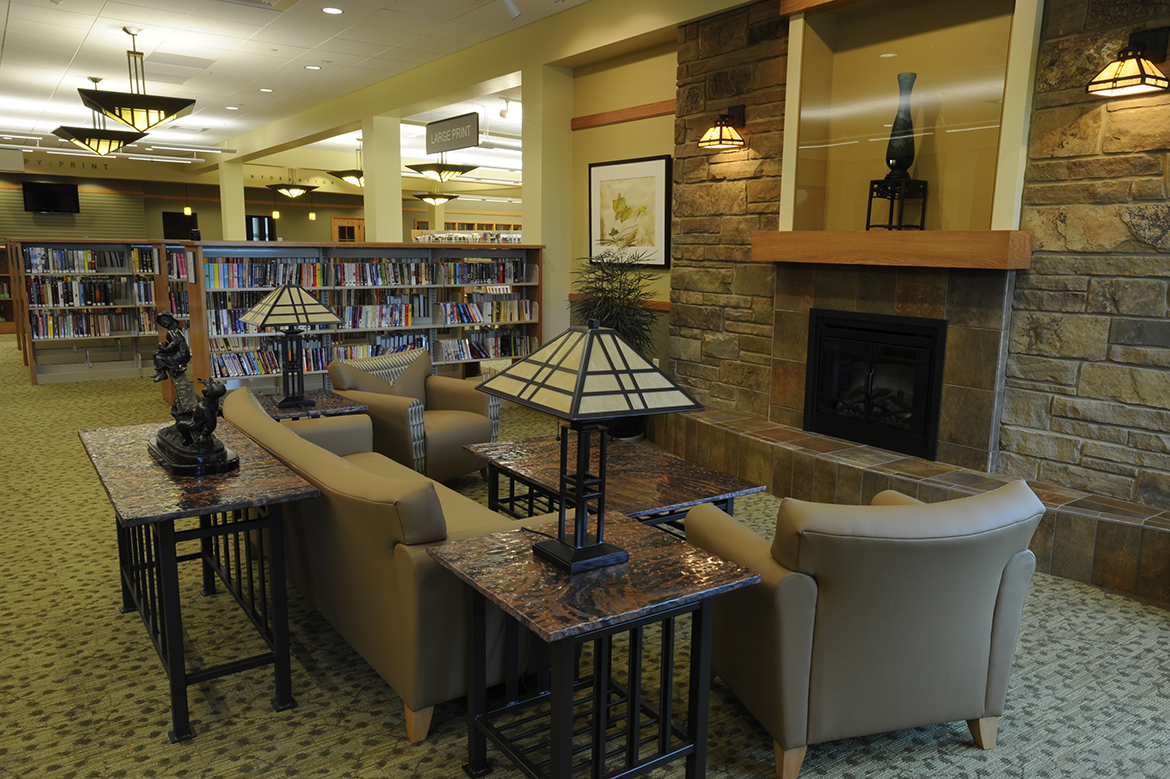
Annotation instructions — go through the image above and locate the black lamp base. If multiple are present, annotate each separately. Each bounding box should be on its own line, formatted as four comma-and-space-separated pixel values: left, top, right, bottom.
532, 538, 629, 574
276, 395, 316, 409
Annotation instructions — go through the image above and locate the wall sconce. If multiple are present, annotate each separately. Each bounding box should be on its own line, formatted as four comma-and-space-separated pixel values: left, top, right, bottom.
1088, 27, 1170, 97
698, 104, 746, 149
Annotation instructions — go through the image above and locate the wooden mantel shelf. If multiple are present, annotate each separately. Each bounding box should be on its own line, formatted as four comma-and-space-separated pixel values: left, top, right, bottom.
750, 230, 1032, 270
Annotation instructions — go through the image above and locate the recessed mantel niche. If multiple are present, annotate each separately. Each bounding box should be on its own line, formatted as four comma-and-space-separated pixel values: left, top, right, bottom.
756, 0, 1042, 268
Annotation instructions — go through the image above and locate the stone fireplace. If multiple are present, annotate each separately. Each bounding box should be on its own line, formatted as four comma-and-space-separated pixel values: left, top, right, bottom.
770, 262, 1015, 472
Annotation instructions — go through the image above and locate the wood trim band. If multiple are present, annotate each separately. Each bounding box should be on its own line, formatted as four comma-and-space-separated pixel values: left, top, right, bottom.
750, 230, 1033, 270
570, 99, 677, 131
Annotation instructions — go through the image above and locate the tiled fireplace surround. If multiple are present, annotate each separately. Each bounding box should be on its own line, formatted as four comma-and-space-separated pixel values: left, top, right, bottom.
648, 263, 1170, 605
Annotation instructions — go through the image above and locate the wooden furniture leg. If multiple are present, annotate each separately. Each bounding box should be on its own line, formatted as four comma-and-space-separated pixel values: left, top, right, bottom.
775, 743, 806, 779
404, 704, 434, 743
967, 717, 998, 749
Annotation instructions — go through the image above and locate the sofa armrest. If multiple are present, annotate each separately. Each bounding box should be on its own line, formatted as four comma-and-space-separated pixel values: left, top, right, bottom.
686, 502, 818, 751
426, 374, 494, 418
334, 389, 425, 471
870, 489, 924, 506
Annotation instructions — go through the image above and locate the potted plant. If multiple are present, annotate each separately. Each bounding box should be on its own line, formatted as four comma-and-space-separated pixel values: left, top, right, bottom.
571, 246, 659, 440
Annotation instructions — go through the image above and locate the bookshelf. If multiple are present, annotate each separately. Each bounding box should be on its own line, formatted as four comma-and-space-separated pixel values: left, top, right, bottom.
0, 245, 15, 335
183, 241, 543, 393
10, 238, 166, 384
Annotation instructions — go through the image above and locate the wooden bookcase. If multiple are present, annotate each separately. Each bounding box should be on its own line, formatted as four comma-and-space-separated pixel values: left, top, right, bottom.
9, 238, 167, 384
180, 241, 543, 393
0, 244, 15, 335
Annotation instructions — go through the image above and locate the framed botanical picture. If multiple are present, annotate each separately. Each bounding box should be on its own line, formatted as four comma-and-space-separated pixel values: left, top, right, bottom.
588, 155, 671, 267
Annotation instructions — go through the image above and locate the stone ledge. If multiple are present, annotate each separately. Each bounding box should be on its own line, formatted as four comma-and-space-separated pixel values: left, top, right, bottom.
647, 409, 1170, 603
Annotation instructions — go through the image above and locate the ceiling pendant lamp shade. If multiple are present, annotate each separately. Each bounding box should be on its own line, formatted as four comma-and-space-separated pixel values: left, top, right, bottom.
52, 125, 145, 156
268, 183, 317, 198
698, 104, 747, 150
406, 162, 477, 182
329, 141, 365, 187
477, 322, 702, 422
78, 89, 195, 133
1087, 46, 1170, 96
414, 193, 458, 206
77, 28, 195, 133
328, 169, 365, 187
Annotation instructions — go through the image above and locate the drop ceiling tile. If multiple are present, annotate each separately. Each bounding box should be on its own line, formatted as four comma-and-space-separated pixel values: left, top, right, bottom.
249, 14, 352, 48
334, 26, 414, 47
311, 38, 388, 57
361, 10, 440, 35
396, 34, 468, 58
177, 16, 268, 39
6, 4, 96, 28
2, 44, 77, 71
232, 39, 311, 58
189, 0, 285, 26
97, 2, 190, 28
157, 29, 248, 52
426, 20, 502, 43
388, 0, 489, 22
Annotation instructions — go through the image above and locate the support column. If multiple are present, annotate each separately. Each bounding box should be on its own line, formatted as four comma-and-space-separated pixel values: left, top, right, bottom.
428, 201, 446, 233
219, 159, 246, 240
363, 115, 403, 242
522, 65, 574, 339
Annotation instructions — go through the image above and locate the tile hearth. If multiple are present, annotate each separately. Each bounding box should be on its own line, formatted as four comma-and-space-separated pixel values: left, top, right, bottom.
648, 409, 1170, 606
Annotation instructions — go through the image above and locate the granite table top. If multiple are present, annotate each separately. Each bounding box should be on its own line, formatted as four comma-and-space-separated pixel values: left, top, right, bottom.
427, 514, 759, 643
466, 434, 765, 520
79, 422, 319, 527
254, 389, 369, 420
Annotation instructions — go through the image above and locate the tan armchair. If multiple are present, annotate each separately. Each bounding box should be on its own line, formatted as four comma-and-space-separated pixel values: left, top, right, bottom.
685, 480, 1045, 778
328, 349, 499, 483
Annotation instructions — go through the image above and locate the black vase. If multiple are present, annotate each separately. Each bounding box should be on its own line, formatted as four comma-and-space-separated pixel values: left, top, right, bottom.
885, 72, 917, 180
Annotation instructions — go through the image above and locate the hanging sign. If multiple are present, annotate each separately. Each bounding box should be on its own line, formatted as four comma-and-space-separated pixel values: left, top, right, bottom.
426, 112, 480, 154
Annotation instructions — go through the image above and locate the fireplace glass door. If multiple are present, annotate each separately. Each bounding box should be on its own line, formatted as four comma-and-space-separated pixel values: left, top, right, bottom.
804, 309, 946, 460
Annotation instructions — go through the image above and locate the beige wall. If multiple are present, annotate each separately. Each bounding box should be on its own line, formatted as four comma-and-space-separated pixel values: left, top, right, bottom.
796, 0, 1013, 231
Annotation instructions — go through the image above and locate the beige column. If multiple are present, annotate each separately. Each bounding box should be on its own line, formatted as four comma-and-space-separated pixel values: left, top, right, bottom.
522, 64, 574, 339
428, 201, 446, 233
218, 159, 246, 240
362, 115, 403, 242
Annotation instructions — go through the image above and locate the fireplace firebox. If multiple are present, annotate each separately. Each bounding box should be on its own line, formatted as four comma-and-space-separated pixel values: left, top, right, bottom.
803, 309, 947, 460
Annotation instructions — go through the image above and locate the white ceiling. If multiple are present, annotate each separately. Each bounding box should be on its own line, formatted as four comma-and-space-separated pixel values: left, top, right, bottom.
0, 0, 585, 165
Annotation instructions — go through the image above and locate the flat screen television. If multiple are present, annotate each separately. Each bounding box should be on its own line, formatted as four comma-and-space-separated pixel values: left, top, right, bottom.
22, 181, 80, 214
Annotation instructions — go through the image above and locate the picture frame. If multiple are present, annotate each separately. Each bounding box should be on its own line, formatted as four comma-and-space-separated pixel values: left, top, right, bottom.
588, 155, 671, 267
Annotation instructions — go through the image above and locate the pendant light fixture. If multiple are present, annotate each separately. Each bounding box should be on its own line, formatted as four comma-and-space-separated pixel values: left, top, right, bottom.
78, 28, 196, 133
268, 168, 317, 199
328, 139, 365, 187
1087, 27, 1170, 97
53, 77, 146, 156
414, 193, 458, 206
406, 152, 477, 182
308, 190, 317, 221
183, 183, 192, 216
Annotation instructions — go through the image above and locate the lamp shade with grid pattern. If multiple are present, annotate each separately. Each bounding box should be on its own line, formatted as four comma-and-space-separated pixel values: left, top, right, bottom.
239, 284, 342, 330
477, 322, 701, 421
1087, 46, 1170, 96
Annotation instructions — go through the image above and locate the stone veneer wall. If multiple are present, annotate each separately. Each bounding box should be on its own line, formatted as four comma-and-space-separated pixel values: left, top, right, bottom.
1002, 0, 1170, 509
669, 1, 785, 417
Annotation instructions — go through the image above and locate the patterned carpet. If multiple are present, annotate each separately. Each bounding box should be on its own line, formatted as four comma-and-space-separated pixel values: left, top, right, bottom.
2, 332, 1169, 778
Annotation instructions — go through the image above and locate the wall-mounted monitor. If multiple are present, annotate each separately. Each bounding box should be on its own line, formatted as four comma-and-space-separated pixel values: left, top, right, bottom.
22, 181, 80, 214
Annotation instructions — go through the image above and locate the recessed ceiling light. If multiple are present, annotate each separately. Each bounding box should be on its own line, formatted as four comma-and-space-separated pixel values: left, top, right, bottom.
305, 65, 322, 70
260, 88, 273, 92
226, 105, 240, 110
323, 7, 343, 14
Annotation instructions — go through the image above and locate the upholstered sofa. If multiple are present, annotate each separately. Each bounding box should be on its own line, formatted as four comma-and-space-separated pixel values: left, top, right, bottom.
686, 481, 1045, 778
327, 349, 500, 483
222, 387, 528, 743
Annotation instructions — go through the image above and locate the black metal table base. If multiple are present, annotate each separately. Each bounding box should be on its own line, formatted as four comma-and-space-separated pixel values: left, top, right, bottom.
116, 506, 296, 741
464, 591, 714, 779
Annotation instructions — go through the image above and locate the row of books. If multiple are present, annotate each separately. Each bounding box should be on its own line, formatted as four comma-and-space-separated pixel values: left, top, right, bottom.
202, 259, 531, 289
25, 279, 154, 308
332, 289, 431, 316
167, 251, 191, 281
23, 247, 157, 275
447, 298, 537, 324
208, 333, 427, 354
436, 333, 536, 362
0, 281, 10, 298
29, 309, 156, 340
336, 304, 415, 329
210, 341, 422, 378
414, 232, 523, 244
168, 289, 190, 317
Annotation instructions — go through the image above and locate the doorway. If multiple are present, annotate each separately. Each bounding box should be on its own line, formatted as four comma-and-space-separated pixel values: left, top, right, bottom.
332, 216, 365, 242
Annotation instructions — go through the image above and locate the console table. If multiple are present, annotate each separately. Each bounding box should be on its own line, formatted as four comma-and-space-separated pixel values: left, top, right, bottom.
467, 435, 764, 528
428, 515, 759, 779
79, 422, 318, 742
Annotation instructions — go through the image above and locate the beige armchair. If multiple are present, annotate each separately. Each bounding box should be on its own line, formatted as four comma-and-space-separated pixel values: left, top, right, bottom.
685, 480, 1045, 779
328, 349, 499, 483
